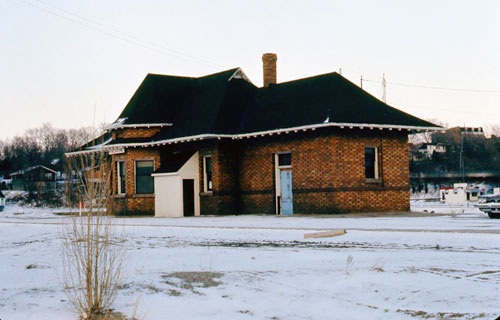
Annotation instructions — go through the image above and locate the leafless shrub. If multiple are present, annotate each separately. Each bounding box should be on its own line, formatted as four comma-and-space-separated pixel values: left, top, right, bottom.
61, 150, 126, 320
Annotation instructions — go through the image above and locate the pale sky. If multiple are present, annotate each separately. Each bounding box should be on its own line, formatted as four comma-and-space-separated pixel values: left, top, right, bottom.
1, 0, 499, 139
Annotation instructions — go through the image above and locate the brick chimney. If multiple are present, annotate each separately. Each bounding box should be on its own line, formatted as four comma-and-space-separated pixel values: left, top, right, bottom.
262, 53, 277, 87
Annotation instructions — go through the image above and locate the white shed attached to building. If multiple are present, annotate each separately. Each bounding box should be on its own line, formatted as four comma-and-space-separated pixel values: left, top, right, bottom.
152, 151, 200, 218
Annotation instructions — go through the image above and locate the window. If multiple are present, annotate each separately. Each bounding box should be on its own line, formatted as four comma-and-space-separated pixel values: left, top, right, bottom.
364, 147, 379, 180
278, 152, 291, 167
135, 160, 154, 194
203, 156, 212, 192
117, 161, 125, 194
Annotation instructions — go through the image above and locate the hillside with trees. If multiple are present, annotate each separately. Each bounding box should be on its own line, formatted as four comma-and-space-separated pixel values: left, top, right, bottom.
0, 123, 97, 177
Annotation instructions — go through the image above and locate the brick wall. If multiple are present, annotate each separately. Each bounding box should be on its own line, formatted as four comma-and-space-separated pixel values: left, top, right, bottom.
237, 127, 410, 214
115, 128, 161, 139
108, 126, 410, 215
198, 141, 239, 215
109, 147, 160, 215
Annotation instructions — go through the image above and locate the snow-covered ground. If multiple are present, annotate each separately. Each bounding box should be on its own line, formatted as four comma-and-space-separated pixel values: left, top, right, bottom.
1, 202, 499, 320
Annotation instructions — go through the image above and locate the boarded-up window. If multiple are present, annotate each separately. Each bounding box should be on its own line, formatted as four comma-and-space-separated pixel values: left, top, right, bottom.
135, 160, 154, 194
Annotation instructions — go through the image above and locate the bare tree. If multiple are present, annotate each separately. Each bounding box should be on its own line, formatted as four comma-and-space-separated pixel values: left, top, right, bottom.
486, 123, 500, 138
409, 118, 448, 145
62, 150, 126, 320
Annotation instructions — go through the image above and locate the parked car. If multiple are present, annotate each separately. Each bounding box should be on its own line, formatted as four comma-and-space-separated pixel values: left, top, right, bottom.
476, 194, 500, 219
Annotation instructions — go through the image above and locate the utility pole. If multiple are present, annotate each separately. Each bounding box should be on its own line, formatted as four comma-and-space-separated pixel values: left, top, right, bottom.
360, 75, 363, 89
338, 67, 342, 75
382, 73, 387, 103
92, 103, 97, 140
459, 124, 465, 183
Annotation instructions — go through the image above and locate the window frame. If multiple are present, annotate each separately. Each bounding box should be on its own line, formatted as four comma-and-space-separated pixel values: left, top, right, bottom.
116, 160, 125, 195
134, 159, 155, 195
203, 155, 213, 193
277, 151, 292, 169
364, 146, 380, 182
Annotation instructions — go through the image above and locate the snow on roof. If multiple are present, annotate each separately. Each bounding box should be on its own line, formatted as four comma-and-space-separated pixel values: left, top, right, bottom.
105, 117, 127, 130
88, 136, 113, 150
9, 165, 57, 176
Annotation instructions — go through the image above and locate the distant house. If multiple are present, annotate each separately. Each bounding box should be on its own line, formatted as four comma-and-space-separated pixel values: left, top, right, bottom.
444, 126, 485, 144
10, 165, 57, 192
415, 143, 447, 160
68, 53, 441, 216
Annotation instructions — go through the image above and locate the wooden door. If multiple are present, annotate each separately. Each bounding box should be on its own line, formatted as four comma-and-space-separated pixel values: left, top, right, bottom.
183, 179, 195, 217
280, 170, 293, 215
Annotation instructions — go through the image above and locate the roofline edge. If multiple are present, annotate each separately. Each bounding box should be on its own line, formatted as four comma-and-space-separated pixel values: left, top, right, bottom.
65, 122, 443, 156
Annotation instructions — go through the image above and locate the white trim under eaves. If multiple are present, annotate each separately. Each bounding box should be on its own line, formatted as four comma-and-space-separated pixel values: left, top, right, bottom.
104, 123, 173, 131
67, 122, 444, 155
65, 149, 101, 157
103, 134, 227, 149
232, 122, 444, 139
103, 122, 443, 149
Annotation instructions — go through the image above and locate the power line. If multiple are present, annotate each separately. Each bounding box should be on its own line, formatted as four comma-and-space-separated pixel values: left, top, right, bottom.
32, 0, 224, 68
13, 0, 224, 69
364, 78, 500, 93
394, 103, 500, 117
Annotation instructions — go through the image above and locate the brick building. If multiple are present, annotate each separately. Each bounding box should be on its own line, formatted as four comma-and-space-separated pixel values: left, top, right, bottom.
68, 54, 441, 216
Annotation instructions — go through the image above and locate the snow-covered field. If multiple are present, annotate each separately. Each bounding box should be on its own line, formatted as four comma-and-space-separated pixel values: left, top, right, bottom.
1, 202, 499, 320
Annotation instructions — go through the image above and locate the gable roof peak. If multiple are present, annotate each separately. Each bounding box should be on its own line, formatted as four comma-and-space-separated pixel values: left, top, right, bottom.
228, 68, 252, 84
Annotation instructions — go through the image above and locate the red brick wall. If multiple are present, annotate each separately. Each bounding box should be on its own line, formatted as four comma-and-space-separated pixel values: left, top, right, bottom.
109, 147, 160, 215
108, 127, 410, 215
115, 128, 161, 139
236, 127, 410, 214
198, 141, 239, 215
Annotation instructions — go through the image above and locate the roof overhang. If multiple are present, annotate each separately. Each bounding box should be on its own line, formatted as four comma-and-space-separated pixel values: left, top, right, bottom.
66, 121, 443, 156
104, 122, 173, 131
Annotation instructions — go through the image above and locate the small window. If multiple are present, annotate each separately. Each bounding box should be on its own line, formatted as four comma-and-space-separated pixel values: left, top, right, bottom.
364, 147, 379, 180
117, 161, 125, 195
135, 160, 154, 194
278, 153, 291, 167
203, 156, 213, 192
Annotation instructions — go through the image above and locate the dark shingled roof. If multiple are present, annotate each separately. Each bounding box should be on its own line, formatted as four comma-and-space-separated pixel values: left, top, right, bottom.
154, 150, 196, 174
116, 69, 240, 128
106, 68, 439, 145
240, 72, 436, 133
